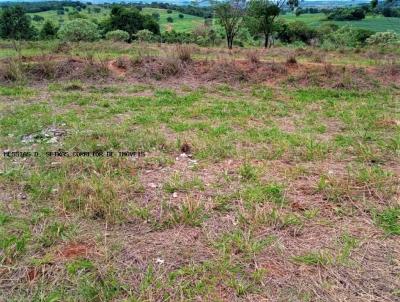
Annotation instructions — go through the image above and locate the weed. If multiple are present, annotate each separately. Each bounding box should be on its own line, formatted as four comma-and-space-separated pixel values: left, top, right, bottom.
286, 54, 297, 64
174, 44, 193, 62
238, 162, 258, 181
246, 50, 261, 65
292, 251, 333, 266
164, 198, 206, 227
374, 207, 400, 235
163, 173, 204, 193
241, 183, 286, 206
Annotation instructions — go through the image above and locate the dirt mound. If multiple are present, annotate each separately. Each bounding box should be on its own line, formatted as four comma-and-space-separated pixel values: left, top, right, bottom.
0, 55, 397, 89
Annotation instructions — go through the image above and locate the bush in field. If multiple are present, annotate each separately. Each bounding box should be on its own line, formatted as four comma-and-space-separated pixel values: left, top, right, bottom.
105, 29, 129, 42
135, 29, 154, 42
58, 19, 100, 42
382, 7, 400, 17
152, 12, 160, 20
40, 21, 58, 39
162, 30, 192, 43
276, 21, 317, 44
167, 16, 174, 23
326, 7, 366, 21
191, 25, 220, 46
324, 26, 374, 48
32, 15, 44, 22
366, 31, 399, 46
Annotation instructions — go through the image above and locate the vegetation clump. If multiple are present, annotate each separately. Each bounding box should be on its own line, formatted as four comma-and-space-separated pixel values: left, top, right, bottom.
58, 19, 100, 42
105, 29, 129, 42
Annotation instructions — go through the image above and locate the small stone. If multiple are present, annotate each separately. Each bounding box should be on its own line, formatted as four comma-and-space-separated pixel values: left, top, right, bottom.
156, 258, 165, 265
149, 183, 157, 188
179, 153, 188, 158
18, 193, 27, 200
48, 137, 58, 144
172, 192, 178, 198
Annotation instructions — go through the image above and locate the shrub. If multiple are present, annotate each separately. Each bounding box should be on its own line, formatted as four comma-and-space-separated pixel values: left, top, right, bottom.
179, 14, 184, 19
366, 31, 399, 46
105, 29, 129, 42
327, 7, 366, 21
58, 19, 100, 42
167, 16, 174, 23
246, 50, 261, 64
277, 21, 317, 45
382, 7, 400, 18
324, 26, 374, 48
32, 15, 44, 22
286, 54, 297, 64
175, 44, 193, 62
40, 21, 58, 40
135, 29, 154, 42
167, 9, 173, 14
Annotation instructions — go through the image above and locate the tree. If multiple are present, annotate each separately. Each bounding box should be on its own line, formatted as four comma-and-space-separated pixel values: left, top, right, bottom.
0, 6, 36, 41
104, 6, 160, 41
58, 19, 100, 42
371, 0, 378, 9
214, 0, 245, 49
246, 0, 280, 47
40, 21, 58, 40
32, 15, 45, 22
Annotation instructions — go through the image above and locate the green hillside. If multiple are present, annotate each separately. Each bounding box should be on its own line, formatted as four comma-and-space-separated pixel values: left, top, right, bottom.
282, 13, 400, 33
27, 6, 204, 33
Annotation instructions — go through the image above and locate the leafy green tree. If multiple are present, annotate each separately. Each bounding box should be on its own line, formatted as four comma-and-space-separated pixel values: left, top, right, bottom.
214, 0, 245, 49
58, 19, 100, 42
246, 0, 298, 48
371, 0, 378, 9
40, 21, 58, 40
246, 0, 279, 47
0, 6, 36, 41
104, 6, 160, 40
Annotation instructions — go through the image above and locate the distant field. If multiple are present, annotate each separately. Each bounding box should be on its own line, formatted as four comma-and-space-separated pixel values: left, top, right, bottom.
282, 13, 400, 33
24, 6, 400, 34
27, 6, 204, 33
142, 8, 204, 32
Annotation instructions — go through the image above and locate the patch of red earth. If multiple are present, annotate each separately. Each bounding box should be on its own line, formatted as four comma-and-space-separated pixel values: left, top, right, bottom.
57, 243, 91, 260
26, 267, 40, 282
108, 60, 127, 77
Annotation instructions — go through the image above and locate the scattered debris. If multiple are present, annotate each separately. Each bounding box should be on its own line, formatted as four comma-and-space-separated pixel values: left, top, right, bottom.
21, 125, 67, 144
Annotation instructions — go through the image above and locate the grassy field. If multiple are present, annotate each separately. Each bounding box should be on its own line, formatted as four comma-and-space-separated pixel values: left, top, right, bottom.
27, 6, 204, 33
0, 42, 399, 301
25, 4, 400, 35
282, 13, 400, 33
